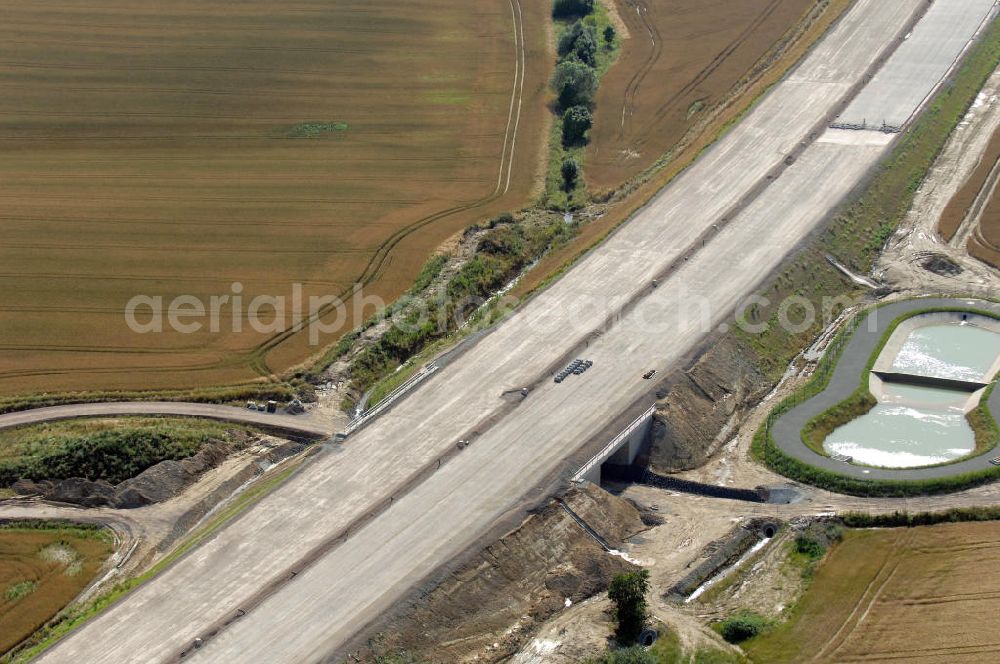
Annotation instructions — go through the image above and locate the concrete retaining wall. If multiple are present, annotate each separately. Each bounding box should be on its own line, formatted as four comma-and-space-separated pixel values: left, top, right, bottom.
602, 465, 766, 503
665, 520, 778, 600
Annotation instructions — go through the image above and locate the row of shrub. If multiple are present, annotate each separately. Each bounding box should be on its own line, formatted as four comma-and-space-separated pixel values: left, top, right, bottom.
547, 0, 616, 206
0, 421, 231, 487
717, 611, 768, 644
345, 213, 577, 398
0, 382, 302, 418
842, 506, 1000, 528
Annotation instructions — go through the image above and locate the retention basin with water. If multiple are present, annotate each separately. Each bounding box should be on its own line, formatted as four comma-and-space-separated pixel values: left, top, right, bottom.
823, 313, 1000, 468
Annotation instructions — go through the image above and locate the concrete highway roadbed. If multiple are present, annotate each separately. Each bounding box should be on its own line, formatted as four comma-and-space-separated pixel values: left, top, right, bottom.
29, 2, 999, 662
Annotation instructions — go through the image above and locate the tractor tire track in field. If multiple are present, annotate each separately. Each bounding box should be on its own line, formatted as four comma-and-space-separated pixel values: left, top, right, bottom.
244, 0, 529, 376
835, 642, 1000, 662
633, 0, 785, 152
618, 0, 662, 138
0, 0, 532, 384
812, 529, 914, 663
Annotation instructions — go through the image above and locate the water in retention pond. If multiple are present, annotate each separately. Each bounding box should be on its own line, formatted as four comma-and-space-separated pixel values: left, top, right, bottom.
891, 323, 1000, 382
824, 323, 1000, 468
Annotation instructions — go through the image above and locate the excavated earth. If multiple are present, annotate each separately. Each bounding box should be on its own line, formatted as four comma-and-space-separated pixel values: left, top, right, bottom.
354, 484, 645, 663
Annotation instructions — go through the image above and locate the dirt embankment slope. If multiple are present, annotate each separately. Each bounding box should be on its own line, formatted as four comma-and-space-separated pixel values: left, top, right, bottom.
649, 337, 770, 472
355, 484, 645, 663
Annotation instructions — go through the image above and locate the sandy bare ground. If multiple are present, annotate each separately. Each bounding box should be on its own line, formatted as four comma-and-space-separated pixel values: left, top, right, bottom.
877, 65, 1000, 294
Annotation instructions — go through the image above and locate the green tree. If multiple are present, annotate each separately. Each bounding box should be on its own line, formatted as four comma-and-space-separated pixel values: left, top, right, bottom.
608, 569, 650, 644
551, 60, 598, 109
553, 0, 595, 19
558, 21, 599, 67
562, 105, 593, 145
561, 158, 580, 193
604, 25, 616, 46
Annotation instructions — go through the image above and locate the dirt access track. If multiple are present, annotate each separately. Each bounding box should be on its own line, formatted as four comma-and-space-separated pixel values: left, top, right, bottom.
25, 1, 998, 662
0, 402, 331, 441
0, 0, 548, 395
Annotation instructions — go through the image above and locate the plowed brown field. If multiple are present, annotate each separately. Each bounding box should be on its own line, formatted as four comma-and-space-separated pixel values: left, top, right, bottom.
0, 0, 548, 395
745, 521, 1000, 664
0, 527, 112, 655
586, 0, 814, 193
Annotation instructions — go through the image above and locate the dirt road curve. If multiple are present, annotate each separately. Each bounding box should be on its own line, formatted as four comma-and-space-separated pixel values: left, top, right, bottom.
0, 402, 331, 440
25, 1, 995, 662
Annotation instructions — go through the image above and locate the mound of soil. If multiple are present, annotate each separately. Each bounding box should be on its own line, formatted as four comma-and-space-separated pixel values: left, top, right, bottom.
921, 253, 964, 276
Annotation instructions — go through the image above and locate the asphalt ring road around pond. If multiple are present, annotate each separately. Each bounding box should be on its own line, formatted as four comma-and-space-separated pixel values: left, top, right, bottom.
770, 297, 1000, 482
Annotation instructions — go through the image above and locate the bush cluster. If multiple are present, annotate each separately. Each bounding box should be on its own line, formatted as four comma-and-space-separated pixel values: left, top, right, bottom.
553, 60, 597, 111
563, 105, 594, 145
552, 0, 595, 19
794, 534, 826, 559
717, 611, 766, 644
347, 215, 576, 394
0, 425, 220, 487
558, 21, 599, 66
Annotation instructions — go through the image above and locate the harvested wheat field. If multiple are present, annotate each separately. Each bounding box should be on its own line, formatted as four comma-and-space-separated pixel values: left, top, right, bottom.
745, 521, 1000, 663
586, 0, 815, 193
970, 207, 1000, 268
0, 524, 112, 655
0, 0, 548, 395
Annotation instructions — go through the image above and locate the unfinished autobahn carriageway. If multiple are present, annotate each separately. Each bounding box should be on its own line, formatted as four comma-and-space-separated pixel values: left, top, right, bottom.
24, 0, 999, 662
